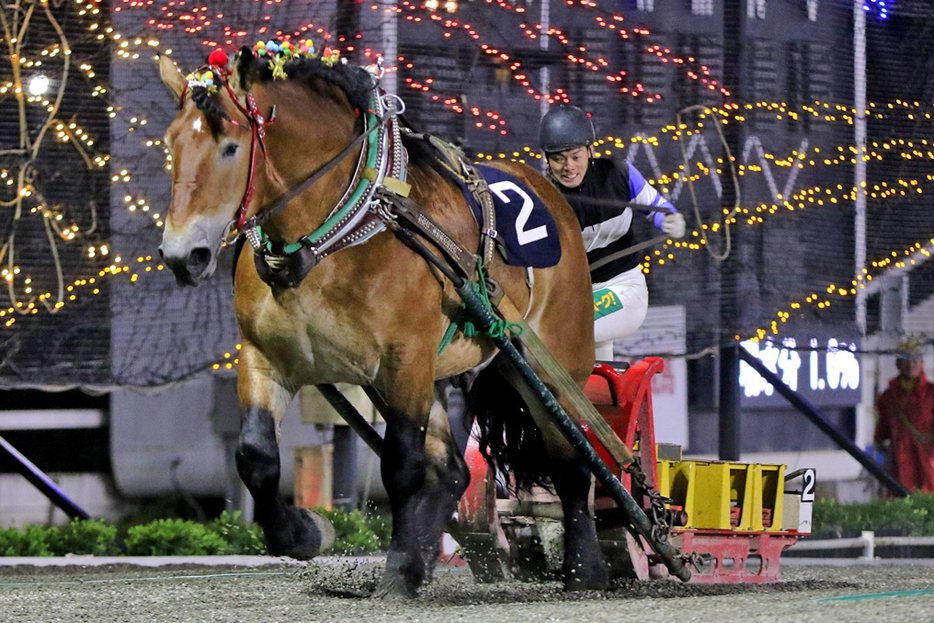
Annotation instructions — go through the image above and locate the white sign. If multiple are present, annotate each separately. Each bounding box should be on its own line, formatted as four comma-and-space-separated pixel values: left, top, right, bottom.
739, 338, 860, 407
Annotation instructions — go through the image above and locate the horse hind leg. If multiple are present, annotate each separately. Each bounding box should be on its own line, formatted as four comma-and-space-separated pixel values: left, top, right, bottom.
478, 355, 608, 591
235, 375, 334, 559
547, 451, 608, 590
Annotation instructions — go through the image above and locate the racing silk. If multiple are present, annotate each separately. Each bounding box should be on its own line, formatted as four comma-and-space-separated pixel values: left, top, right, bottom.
553, 158, 677, 284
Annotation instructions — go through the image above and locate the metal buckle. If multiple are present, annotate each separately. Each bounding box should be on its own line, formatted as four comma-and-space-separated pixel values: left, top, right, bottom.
379, 93, 406, 118
242, 224, 262, 250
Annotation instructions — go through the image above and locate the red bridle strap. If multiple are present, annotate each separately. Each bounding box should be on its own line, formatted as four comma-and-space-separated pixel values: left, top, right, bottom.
177, 64, 277, 229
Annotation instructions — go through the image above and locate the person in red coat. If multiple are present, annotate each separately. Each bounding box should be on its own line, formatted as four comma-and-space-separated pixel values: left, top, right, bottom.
874, 340, 934, 493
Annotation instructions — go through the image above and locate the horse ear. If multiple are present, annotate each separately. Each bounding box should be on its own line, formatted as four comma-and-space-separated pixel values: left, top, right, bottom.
229, 46, 257, 94
158, 54, 186, 99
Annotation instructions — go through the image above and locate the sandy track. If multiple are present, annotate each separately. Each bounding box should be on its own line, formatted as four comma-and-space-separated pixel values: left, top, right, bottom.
2, 559, 933, 622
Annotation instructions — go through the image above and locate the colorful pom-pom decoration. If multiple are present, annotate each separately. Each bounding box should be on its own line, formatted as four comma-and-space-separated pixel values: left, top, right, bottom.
208, 49, 228, 68
249, 38, 325, 77
185, 69, 219, 95
321, 47, 341, 67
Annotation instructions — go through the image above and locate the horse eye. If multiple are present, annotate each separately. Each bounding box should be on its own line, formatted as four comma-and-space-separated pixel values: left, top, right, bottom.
221, 143, 238, 158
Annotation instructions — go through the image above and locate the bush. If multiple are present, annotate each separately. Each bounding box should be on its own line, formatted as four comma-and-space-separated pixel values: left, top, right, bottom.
46, 519, 121, 556
125, 518, 228, 556
0, 525, 52, 556
315, 508, 391, 555
206, 511, 266, 555
813, 492, 934, 537
0, 507, 391, 557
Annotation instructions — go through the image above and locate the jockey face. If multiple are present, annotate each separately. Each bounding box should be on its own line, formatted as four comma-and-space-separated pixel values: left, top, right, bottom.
546, 145, 590, 188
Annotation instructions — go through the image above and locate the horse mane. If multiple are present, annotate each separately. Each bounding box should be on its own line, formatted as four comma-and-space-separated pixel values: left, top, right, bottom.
188, 49, 455, 177
187, 51, 374, 132
249, 55, 374, 113
190, 88, 226, 135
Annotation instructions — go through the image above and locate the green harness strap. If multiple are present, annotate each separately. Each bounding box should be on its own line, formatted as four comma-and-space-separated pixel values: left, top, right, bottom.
437, 261, 523, 355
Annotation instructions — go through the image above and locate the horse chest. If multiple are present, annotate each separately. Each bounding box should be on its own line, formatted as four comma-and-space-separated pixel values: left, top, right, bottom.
238, 291, 383, 384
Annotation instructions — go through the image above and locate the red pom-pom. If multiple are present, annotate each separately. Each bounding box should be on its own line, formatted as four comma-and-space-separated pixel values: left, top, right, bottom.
208, 49, 228, 68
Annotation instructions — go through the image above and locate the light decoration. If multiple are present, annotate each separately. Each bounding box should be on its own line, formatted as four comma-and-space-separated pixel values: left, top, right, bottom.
400, 56, 509, 134
478, 97, 934, 343
1, 0, 925, 371
211, 344, 242, 371
864, 0, 891, 20
401, 3, 666, 104
0, 0, 100, 316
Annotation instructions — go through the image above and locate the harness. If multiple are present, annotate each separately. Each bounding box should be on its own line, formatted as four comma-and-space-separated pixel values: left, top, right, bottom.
241, 87, 410, 288
184, 62, 500, 290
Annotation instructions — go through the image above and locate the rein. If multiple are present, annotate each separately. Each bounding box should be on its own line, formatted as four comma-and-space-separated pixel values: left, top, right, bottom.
241, 121, 381, 233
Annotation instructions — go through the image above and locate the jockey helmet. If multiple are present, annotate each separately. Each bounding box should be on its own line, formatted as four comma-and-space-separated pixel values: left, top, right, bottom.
539, 105, 596, 154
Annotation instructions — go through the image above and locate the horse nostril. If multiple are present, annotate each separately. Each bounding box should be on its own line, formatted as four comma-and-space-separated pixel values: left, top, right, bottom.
187, 247, 212, 273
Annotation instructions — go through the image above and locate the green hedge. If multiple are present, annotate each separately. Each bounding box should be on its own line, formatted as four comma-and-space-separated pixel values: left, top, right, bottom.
813, 492, 934, 537
316, 508, 392, 556
10, 494, 934, 555
0, 508, 391, 557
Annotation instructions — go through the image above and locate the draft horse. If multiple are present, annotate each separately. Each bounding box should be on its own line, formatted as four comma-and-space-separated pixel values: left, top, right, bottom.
158, 46, 604, 597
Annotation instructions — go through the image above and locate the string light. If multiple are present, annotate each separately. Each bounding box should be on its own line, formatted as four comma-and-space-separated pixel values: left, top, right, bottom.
3, 1, 924, 368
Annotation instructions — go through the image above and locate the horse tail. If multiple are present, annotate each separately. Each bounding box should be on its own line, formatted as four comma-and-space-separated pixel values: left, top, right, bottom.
468, 352, 551, 492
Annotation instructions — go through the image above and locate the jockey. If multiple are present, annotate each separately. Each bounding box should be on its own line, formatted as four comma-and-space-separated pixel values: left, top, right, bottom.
539, 104, 686, 361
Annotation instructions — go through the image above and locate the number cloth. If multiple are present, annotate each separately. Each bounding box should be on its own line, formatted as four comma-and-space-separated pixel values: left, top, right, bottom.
874, 371, 934, 493
460, 164, 562, 268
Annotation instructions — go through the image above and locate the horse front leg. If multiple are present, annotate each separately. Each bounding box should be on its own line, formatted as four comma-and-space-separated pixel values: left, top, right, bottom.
366, 380, 468, 599
235, 347, 334, 559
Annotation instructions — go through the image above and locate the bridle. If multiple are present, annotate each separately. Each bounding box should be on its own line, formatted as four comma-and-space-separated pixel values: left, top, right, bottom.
176, 60, 408, 289
178, 64, 277, 230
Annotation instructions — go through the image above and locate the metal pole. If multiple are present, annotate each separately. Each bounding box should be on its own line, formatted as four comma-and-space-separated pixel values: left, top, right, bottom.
718, 343, 741, 460
379, 0, 398, 96
332, 425, 359, 511
0, 434, 91, 520
854, 0, 868, 335
718, 0, 744, 462
539, 0, 550, 131
737, 346, 909, 498
316, 384, 384, 456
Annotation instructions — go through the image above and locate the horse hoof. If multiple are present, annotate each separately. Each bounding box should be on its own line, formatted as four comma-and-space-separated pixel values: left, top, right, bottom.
306, 510, 336, 554
370, 575, 419, 600
266, 507, 335, 559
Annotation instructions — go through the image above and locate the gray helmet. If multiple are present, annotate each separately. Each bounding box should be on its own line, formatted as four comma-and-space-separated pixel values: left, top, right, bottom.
539, 105, 595, 153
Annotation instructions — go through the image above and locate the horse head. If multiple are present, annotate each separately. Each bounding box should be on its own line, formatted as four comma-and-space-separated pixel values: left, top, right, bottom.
157, 52, 263, 286
157, 48, 375, 288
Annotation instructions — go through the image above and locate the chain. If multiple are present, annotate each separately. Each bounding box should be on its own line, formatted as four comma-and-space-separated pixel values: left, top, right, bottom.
684, 551, 706, 570
622, 458, 707, 571
623, 457, 673, 543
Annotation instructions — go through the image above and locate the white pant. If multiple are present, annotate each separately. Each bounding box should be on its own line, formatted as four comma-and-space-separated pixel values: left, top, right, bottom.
592, 266, 648, 360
